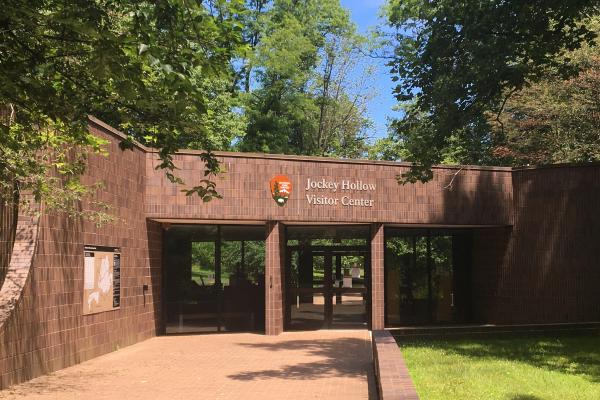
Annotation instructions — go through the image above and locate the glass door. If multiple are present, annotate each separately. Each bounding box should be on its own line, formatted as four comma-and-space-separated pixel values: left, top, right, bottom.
331, 252, 369, 328
430, 236, 453, 323
284, 225, 370, 330
385, 236, 429, 325
287, 249, 326, 330
286, 246, 369, 330
385, 229, 471, 326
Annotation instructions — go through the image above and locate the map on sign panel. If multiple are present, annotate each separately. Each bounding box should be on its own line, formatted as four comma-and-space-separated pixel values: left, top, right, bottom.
83, 245, 121, 315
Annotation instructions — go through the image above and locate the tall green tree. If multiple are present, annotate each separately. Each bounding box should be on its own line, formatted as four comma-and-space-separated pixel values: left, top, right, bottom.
237, 0, 374, 157
312, 35, 375, 158
385, 0, 600, 182
0, 0, 245, 220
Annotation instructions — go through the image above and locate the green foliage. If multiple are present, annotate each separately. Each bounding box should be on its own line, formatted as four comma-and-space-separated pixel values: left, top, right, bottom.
491, 24, 600, 165
0, 114, 114, 224
191, 240, 265, 286
221, 240, 265, 281
1, 0, 378, 222
0, 0, 246, 219
368, 134, 410, 162
385, 0, 600, 181
237, 0, 374, 158
190, 78, 247, 151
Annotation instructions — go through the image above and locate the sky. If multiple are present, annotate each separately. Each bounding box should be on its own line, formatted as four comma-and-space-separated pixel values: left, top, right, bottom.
340, 0, 397, 141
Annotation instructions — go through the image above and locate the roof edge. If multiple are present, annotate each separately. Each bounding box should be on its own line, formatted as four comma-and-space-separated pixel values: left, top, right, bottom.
87, 115, 599, 173
512, 161, 600, 171
87, 115, 150, 152
170, 148, 514, 172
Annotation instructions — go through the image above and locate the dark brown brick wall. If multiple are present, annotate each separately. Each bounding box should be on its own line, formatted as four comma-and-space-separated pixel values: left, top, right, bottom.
1, 116, 598, 390
472, 165, 600, 324
145, 152, 514, 225
372, 330, 419, 400
0, 120, 160, 389
265, 221, 284, 335
371, 223, 385, 330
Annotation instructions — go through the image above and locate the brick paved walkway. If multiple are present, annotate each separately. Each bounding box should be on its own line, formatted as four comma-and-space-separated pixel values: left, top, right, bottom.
0, 330, 377, 400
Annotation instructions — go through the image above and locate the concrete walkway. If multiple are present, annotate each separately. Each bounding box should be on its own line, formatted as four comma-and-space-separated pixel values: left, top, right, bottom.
0, 330, 377, 400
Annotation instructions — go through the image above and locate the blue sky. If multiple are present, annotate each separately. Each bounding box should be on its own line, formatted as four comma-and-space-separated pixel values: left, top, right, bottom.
340, 0, 397, 140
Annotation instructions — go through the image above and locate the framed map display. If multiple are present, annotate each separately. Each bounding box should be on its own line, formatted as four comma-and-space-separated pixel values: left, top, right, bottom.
83, 245, 121, 315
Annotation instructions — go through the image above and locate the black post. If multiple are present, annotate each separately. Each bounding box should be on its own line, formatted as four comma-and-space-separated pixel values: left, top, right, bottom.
426, 231, 432, 323
335, 255, 342, 304
215, 226, 222, 285
215, 226, 222, 331
298, 239, 313, 303
324, 252, 333, 328
241, 240, 245, 274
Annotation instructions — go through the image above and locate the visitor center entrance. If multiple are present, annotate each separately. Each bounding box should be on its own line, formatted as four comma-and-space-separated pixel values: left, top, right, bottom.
161, 222, 475, 334
285, 225, 371, 330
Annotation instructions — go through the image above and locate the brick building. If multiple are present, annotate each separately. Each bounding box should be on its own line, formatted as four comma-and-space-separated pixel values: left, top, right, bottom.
0, 116, 599, 388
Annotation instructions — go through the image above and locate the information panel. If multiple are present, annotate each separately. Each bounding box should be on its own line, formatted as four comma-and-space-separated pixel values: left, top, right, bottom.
83, 245, 121, 315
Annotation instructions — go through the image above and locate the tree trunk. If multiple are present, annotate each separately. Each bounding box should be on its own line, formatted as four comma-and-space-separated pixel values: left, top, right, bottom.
0, 182, 19, 287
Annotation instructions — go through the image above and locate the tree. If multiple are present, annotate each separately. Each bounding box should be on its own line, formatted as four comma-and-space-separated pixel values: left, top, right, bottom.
236, 0, 270, 93
0, 0, 245, 220
491, 26, 600, 165
237, 0, 374, 158
312, 35, 375, 158
385, 0, 600, 182
183, 77, 247, 151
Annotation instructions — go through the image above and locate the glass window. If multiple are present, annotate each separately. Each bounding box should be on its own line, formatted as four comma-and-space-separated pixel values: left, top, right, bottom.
165, 225, 265, 334
385, 229, 472, 327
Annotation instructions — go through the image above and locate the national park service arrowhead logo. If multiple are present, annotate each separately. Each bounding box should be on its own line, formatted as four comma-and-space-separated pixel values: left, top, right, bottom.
270, 175, 292, 207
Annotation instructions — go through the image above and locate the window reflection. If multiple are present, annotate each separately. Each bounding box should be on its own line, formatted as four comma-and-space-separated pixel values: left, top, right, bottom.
165, 225, 265, 334
385, 229, 472, 327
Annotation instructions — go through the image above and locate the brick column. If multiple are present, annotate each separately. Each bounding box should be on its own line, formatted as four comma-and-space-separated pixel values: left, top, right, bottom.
265, 221, 284, 335
371, 223, 385, 330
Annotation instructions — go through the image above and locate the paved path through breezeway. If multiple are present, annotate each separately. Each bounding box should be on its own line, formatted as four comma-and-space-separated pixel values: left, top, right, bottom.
0, 330, 377, 400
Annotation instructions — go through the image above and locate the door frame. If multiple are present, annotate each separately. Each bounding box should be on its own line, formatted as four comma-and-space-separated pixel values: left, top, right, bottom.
285, 244, 370, 330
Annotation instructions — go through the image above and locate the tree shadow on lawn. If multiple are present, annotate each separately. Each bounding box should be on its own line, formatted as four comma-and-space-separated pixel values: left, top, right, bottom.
396, 332, 600, 383
510, 395, 543, 400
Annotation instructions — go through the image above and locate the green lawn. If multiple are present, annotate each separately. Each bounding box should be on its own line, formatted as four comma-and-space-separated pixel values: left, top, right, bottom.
397, 333, 600, 400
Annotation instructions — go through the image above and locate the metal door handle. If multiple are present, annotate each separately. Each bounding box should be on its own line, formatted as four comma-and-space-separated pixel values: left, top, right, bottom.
451, 293, 455, 307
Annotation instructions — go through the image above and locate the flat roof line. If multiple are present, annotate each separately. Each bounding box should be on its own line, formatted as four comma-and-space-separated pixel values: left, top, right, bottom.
148, 218, 512, 228
89, 115, 599, 172
177, 150, 515, 172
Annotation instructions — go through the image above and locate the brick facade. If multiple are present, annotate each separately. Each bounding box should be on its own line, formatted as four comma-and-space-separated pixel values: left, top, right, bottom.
0, 119, 160, 388
371, 223, 385, 330
265, 221, 284, 335
0, 117, 598, 389
472, 165, 600, 324
144, 151, 514, 226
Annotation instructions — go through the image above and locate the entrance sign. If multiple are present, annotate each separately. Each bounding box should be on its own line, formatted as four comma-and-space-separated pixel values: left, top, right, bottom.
268, 175, 376, 207
305, 177, 376, 207
270, 175, 292, 207
83, 245, 121, 315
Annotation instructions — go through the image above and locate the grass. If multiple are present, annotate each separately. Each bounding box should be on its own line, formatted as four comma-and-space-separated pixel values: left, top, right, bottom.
397, 332, 600, 400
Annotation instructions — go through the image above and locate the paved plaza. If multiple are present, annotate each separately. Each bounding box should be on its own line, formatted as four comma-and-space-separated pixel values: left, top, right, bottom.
0, 330, 377, 400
